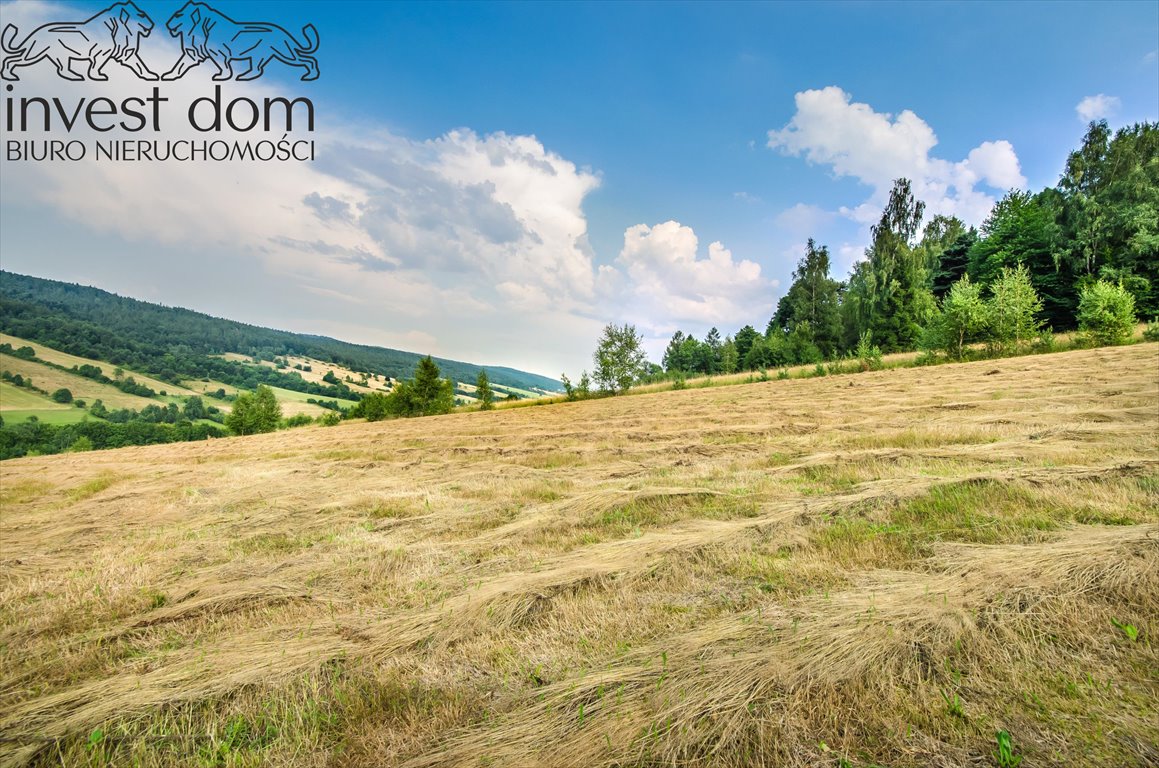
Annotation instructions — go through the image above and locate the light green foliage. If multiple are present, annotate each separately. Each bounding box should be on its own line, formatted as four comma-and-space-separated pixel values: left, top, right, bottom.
224, 384, 282, 435
594, 323, 648, 395
662, 330, 722, 375
719, 336, 738, 374
282, 413, 313, 428
576, 371, 592, 399
1078, 280, 1137, 345
66, 436, 93, 453
988, 265, 1044, 352
993, 730, 1023, 768
928, 274, 989, 359
1111, 618, 1139, 642
967, 190, 1071, 328
560, 371, 594, 402
476, 369, 495, 411
351, 392, 391, 421
942, 689, 965, 719
855, 331, 883, 371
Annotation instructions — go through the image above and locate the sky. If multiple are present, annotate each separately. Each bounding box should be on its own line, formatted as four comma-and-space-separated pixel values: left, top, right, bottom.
0, 0, 1156, 379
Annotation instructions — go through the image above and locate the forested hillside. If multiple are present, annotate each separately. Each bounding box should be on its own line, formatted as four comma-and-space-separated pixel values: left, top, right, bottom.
0, 272, 561, 394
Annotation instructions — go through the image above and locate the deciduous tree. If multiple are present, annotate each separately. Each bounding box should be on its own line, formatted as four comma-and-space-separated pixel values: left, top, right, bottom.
593, 323, 647, 394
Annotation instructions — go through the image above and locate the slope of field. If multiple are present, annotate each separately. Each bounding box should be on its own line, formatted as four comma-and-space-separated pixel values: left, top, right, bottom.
0, 345, 1156, 768
264, 386, 360, 418
0, 334, 202, 399
0, 382, 69, 411
219, 353, 392, 396
0, 381, 83, 425
0, 355, 162, 412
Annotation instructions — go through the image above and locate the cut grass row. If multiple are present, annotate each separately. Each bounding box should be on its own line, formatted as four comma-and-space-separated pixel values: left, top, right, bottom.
0, 343, 1155, 768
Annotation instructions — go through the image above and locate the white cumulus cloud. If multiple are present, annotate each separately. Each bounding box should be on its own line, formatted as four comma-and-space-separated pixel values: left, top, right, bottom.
1075, 94, 1120, 122
767, 86, 1026, 228
613, 220, 774, 333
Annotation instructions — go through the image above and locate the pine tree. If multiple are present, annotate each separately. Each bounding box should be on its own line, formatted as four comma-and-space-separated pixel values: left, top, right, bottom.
476, 369, 495, 411
770, 239, 843, 358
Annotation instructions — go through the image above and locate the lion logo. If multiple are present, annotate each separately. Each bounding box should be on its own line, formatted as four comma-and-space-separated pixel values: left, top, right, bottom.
161, 2, 319, 81
1, 2, 159, 81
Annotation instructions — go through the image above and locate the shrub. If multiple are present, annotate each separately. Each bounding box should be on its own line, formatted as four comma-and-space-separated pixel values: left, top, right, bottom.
66, 436, 94, 453
1078, 280, 1137, 346
855, 331, 883, 371
1032, 329, 1056, 353
988, 265, 1043, 352
350, 392, 392, 421
224, 385, 282, 435
51, 388, 73, 404
926, 274, 989, 359
1143, 319, 1159, 342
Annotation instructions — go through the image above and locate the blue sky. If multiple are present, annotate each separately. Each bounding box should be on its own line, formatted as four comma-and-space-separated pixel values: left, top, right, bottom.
1, 0, 1156, 377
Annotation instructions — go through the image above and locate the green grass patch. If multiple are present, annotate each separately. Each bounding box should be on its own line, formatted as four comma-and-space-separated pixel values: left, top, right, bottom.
2, 408, 93, 425
230, 532, 316, 555
587, 492, 757, 534
842, 428, 998, 450
892, 480, 1063, 544
813, 517, 924, 568
29, 665, 487, 768
265, 386, 358, 408
812, 477, 1135, 567
0, 479, 53, 505
791, 463, 865, 494
0, 381, 69, 410
65, 473, 122, 502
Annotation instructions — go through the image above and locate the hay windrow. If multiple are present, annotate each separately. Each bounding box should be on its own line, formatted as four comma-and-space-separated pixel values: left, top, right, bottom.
0, 344, 1156, 767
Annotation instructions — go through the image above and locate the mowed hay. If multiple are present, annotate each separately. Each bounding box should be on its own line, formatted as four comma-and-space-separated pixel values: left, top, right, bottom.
0, 345, 1156, 767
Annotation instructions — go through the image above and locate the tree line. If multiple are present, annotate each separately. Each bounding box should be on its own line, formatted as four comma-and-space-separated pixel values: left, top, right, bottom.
571, 120, 1155, 395
657, 120, 1155, 377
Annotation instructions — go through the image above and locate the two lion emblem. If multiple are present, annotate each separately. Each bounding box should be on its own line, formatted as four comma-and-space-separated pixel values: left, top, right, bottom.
1, 1, 319, 82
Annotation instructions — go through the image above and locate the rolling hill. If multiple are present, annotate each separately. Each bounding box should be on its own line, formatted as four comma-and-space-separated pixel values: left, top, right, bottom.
0, 271, 562, 396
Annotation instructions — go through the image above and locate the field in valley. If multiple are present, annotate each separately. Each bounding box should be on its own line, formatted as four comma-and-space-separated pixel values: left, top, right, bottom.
0, 344, 1156, 767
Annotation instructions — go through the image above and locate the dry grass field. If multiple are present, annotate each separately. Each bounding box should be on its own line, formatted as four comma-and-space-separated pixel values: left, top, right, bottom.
218, 354, 391, 397
0, 344, 1156, 768
0, 335, 202, 400
0, 356, 161, 413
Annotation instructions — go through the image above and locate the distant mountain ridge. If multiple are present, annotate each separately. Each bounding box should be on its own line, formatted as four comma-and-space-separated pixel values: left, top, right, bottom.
0, 271, 561, 393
